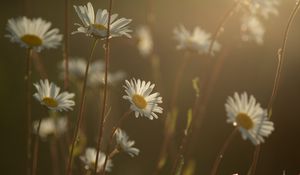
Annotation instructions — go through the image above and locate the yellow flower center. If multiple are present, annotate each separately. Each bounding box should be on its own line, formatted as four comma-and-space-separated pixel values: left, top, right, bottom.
21, 34, 42, 47
132, 94, 147, 109
236, 113, 254, 130
42, 97, 58, 108
92, 24, 107, 31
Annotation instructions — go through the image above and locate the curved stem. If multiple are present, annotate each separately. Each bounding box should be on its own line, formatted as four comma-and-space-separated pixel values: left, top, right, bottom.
248, 1, 300, 174
101, 109, 132, 175
66, 39, 99, 175
26, 48, 33, 175
210, 128, 238, 175
152, 52, 190, 175
208, 0, 241, 55
94, 0, 113, 174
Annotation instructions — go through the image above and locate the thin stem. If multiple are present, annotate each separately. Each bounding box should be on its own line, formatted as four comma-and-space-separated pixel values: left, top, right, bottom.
66, 39, 99, 175
32, 118, 42, 175
32, 52, 48, 79
210, 129, 238, 175
50, 139, 59, 175
101, 110, 132, 175
248, 1, 300, 174
64, 0, 70, 90
26, 48, 33, 175
152, 52, 190, 175
94, 0, 113, 174
208, 0, 241, 55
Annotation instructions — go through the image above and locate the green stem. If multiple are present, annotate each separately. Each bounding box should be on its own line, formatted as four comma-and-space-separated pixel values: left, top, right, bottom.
26, 48, 33, 175
94, 0, 113, 174
66, 39, 99, 175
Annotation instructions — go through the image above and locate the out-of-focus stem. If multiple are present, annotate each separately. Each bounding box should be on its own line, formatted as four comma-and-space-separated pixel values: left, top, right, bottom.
94, 0, 113, 174
26, 48, 33, 175
66, 39, 99, 175
50, 139, 59, 175
32, 118, 42, 175
64, 0, 70, 90
208, 0, 241, 55
248, 1, 300, 175
209, 129, 238, 175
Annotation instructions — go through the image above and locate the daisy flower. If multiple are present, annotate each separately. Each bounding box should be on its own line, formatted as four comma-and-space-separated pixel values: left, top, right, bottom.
80, 148, 113, 173
136, 25, 153, 57
33, 79, 75, 112
5, 16, 62, 52
73, 2, 132, 38
173, 25, 221, 55
123, 78, 163, 120
241, 15, 265, 45
115, 128, 140, 157
243, 0, 279, 19
225, 92, 274, 145
33, 117, 67, 139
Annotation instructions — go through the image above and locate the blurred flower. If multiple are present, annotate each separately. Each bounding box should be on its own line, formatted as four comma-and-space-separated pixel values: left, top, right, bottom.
123, 78, 163, 120
33, 117, 67, 139
80, 148, 113, 173
5, 16, 62, 52
59, 57, 126, 87
33, 79, 75, 112
241, 15, 265, 45
243, 0, 279, 19
73, 2, 132, 38
225, 92, 274, 145
136, 25, 153, 57
115, 128, 140, 157
173, 25, 221, 55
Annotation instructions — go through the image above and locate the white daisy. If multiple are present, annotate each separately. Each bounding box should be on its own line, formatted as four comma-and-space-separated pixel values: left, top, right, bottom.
243, 0, 279, 19
136, 25, 153, 57
33, 117, 67, 139
123, 78, 163, 120
173, 25, 221, 55
115, 128, 140, 157
73, 2, 132, 38
225, 92, 274, 145
241, 15, 265, 45
33, 79, 75, 112
60, 58, 125, 86
5, 16, 62, 52
80, 148, 113, 173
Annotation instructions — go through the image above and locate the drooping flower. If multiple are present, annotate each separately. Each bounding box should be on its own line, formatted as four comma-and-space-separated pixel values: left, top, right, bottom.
241, 15, 265, 45
33, 79, 75, 112
225, 92, 274, 145
123, 78, 163, 120
33, 117, 67, 139
115, 128, 140, 157
73, 2, 132, 38
80, 148, 113, 173
5, 16, 62, 52
136, 25, 153, 57
173, 25, 221, 55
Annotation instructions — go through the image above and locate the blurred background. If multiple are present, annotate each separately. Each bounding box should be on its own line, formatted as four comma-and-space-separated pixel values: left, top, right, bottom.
1, 0, 300, 174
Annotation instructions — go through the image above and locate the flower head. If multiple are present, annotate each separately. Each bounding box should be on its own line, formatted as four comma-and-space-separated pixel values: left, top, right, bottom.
115, 128, 140, 157
33, 117, 67, 139
73, 2, 132, 38
243, 0, 280, 19
123, 78, 163, 120
33, 79, 75, 112
5, 16, 62, 52
173, 25, 221, 55
60, 57, 126, 87
136, 25, 153, 57
225, 92, 274, 145
80, 148, 113, 172
241, 15, 265, 45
